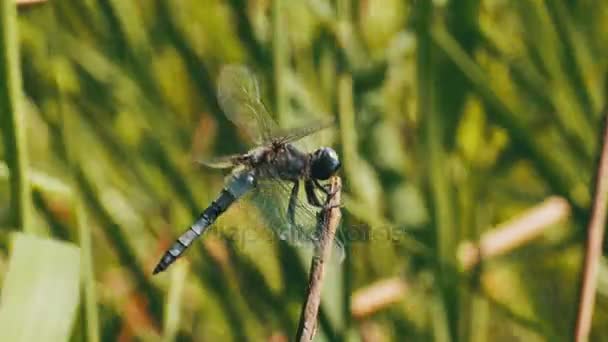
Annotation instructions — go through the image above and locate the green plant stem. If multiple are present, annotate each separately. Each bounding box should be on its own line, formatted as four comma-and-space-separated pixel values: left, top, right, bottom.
49, 7, 100, 338
76, 201, 100, 342
162, 262, 187, 342
468, 294, 489, 342
337, 74, 357, 189
416, 2, 457, 340
0, 0, 33, 232
154, 0, 219, 115
227, 0, 270, 68
272, 0, 288, 125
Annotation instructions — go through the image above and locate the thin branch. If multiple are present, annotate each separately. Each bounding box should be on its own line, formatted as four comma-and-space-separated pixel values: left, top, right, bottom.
296, 176, 342, 341
458, 196, 571, 271
574, 106, 608, 341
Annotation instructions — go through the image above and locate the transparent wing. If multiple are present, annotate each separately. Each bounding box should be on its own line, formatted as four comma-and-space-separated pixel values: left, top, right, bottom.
246, 177, 345, 261
217, 65, 278, 145
252, 180, 317, 245
275, 117, 335, 145
217, 64, 337, 150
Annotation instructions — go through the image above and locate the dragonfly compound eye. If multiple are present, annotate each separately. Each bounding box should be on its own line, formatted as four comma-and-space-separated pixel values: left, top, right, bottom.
310, 147, 341, 180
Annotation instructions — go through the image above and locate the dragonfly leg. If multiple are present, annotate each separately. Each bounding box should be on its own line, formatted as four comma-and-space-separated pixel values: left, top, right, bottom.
288, 180, 300, 226
312, 179, 342, 210
313, 179, 339, 196
305, 179, 324, 208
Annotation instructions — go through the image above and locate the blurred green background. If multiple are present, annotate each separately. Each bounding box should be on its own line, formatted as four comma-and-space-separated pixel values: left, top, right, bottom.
0, 0, 607, 341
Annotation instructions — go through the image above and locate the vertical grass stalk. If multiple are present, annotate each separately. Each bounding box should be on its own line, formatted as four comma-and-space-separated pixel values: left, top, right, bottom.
49, 2, 101, 336
272, 0, 288, 125
416, 1, 456, 340
0, 0, 33, 232
336, 0, 354, 179
337, 74, 357, 189
76, 201, 100, 342
163, 262, 188, 342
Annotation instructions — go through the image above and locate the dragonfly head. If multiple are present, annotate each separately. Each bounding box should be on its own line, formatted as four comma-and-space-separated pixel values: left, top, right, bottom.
310, 147, 341, 180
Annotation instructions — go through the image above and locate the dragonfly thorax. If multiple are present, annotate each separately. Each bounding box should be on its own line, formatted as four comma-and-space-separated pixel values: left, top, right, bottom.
250, 143, 309, 181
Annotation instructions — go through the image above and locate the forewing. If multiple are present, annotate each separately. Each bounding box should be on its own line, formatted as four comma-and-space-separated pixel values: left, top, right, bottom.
276, 117, 335, 145
217, 65, 278, 144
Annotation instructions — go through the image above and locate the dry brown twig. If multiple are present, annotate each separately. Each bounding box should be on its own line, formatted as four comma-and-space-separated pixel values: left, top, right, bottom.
574, 109, 608, 342
458, 196, 571, 271
295, 176, 342, 341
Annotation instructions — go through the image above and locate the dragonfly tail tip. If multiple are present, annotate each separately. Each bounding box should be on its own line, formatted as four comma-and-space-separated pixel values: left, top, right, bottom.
152, 263, 165, 275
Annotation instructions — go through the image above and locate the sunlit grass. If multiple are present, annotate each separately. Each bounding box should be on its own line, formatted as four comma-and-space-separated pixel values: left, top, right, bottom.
0, 0, 606, 341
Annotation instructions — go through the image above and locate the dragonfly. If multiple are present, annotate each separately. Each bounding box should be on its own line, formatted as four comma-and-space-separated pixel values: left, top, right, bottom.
153, 65, 341, 274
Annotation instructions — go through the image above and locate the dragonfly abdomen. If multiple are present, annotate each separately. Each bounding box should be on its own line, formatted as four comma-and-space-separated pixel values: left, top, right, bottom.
153, 171, 256, 274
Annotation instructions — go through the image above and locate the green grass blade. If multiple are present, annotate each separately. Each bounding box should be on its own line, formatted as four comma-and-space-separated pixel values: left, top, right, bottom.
416, 2, 457, 339
272, 0, 288, 125
0, 0, 33, 233
162, 261, 188, 342
431, 26, 585, 219
227, 0, 270, 66
0, 233, 81, 342
74, 167, 164, 326
76, 202, 99, 342
31, 190, 72, 241
545, 0, 599, 117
